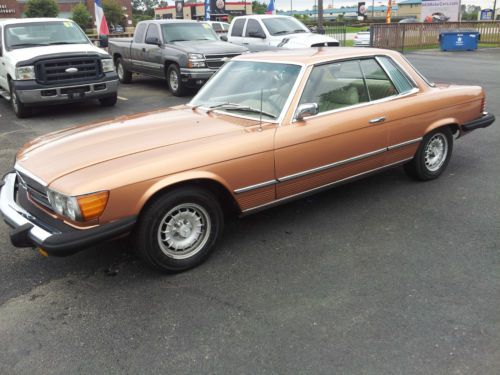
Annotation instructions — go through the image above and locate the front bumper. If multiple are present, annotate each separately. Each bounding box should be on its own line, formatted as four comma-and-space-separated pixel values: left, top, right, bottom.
461, 112, 495, 132
0, 173, 136, 256
180, 68, 216, 81
12, 72, 119, 106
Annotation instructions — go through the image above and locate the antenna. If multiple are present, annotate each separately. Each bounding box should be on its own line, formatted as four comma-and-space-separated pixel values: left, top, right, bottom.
259, 89, 263, 132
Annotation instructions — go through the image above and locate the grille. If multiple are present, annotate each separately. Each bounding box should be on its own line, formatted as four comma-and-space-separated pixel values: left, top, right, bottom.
16, 171, 52, 211
35, 56, 102, 85
205, 53, 241, 70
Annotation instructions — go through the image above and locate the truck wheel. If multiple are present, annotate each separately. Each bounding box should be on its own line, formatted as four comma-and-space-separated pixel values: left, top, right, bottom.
10, 82, 31, 118
134, 187, 224, 273
99, 93, 118, 107
116, 58, 132, 84
166, 64, 187, 96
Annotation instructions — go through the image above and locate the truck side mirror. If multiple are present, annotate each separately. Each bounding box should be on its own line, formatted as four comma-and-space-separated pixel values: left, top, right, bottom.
145, 36, 161, 46
249, 31, 266, 39
220, 35, 228, 42
295, 103, 319, 120
99, 35, 108, 48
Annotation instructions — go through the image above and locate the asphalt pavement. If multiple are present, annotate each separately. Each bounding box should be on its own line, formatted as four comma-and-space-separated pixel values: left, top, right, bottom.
0, 49, 499, 374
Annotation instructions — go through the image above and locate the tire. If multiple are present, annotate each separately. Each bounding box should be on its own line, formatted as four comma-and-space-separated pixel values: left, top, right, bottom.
116, 58, 132, 84
166, 64, 187, 96
404, 127, 453, 181
9, 82, 31, 118
134, 187, 224, 273
99, 93, 118, 107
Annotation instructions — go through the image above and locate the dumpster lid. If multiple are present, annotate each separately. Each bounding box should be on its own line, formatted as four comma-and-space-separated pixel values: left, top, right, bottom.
439, 30, 480, 35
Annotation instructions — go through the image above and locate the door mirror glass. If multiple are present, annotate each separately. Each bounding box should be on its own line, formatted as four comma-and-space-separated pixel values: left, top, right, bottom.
295, 103, 318, 120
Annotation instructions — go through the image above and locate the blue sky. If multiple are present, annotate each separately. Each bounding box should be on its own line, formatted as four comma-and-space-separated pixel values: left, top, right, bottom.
273, 0, 495, 11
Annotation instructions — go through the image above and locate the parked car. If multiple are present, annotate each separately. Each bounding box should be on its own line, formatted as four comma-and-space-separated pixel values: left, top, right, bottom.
399, 18, 419, 23
424, 12, 450, 23
206, 21, 230, 38
226, 15, 339, 50
0, 18, 118, 118
354, 29, 371, 47
0, 48, 494, 272
108, 20, 248, 96
110, 24, 125, 33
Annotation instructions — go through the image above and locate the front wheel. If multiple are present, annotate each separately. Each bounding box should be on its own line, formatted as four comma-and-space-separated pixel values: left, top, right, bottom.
404, 127, 453, 181
10, 82, 31, 118
134, 187, 224, 273
166, 64, 187, 96
116, 58, 132, 84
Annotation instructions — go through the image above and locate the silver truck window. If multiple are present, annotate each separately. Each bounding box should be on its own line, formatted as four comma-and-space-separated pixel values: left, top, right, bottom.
134, 23, 147, 43
231, 19, 245, 37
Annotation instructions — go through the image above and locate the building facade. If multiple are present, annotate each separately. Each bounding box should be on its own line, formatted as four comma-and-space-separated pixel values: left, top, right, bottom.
397, 0, 421, 20
154, 1, 252, 21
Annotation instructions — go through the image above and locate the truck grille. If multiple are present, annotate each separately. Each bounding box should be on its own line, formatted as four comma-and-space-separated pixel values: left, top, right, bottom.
205, 53, 241, 69
16, 171, 52, 211
35, 56, 102, 85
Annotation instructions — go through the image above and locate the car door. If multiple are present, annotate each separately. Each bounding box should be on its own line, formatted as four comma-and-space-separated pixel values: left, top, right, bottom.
274, 58, 392, 199
228, 18, 247, 46
142, 23, 164, 78
244, 19, 268, 47
0, 26, 8, 91
130, 22, 148, 73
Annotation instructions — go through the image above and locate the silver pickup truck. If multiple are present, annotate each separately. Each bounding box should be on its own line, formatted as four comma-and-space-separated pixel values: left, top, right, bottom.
108, 20, 248, 96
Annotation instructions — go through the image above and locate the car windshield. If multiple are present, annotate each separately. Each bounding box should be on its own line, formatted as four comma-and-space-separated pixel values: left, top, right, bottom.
262, 17, 310, 36
5, 21, 89, 50
190, 61, 302, 120
161, 23, 219, 42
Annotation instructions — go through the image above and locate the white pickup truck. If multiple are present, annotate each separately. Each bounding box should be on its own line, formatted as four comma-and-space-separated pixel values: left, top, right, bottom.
226, 15, 339, 51
0, 18, 118, 118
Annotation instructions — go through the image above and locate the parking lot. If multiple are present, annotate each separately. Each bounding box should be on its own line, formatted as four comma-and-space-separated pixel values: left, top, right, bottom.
0, 49, 499, 374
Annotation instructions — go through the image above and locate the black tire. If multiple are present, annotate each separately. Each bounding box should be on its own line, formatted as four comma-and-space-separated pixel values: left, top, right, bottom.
404, 127, 453, 181
134, 187, 224, 273
166, 64, 187, 96
9, 81, 31, 118
99, 93, 118, 107
116, 58, 132, 84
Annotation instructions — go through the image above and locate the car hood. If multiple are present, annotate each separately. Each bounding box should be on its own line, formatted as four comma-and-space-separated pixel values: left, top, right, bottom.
171, 40, 248, 54
9, 43, 109, 64
16, 106, 255, 185
281, 33, 339, 48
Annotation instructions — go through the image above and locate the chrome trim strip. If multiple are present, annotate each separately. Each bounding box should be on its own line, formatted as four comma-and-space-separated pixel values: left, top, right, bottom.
14, 163, 47, 187
234, 179, 277, 194
387, 137, 422, 151
278, 147, 387, 182
242, 158, 413, 215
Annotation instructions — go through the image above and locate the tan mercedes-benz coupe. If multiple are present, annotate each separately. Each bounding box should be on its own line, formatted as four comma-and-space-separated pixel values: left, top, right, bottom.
0, 48, 495, 272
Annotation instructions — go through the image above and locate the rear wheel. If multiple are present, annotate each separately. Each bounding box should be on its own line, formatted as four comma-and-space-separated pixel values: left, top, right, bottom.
166, 64, 187, 96
134, 187, 224, 273
116, 58, 132, 84
10, 81, 31, 118
404, 127, 453, 181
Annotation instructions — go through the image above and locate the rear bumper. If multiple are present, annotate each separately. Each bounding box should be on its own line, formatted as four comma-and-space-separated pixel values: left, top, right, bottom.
0, 173, 136, 256
462, 112, 495, 132
12, 72, 119, 106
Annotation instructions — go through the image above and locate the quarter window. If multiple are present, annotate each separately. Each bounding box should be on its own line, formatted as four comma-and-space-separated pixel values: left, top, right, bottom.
377, 56, 415, 93
134, 23, 148, 43
359, 59, 398, 100
299, 60, 369, 114
231, 19, 246, 37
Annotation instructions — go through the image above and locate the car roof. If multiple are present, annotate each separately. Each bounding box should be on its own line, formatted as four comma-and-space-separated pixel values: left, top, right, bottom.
0, 18, 70, 26
234, 47, 400, 66
145, 19, 202, 24
233, 15, 295, 20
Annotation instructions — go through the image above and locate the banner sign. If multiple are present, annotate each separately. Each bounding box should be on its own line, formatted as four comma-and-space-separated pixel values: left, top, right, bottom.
210, 0, 226, 16
480, 9, 493, 21
205, 0, 210, 20
175, 0, 184, 19
357, 2, 366, 17
421, 0, 460, 23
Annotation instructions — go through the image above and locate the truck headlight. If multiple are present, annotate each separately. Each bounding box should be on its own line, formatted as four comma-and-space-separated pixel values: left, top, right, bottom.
101, 59, 115, 73
15, 66, 36, 80
47, 189, 109, 222
187, 53, 206, 68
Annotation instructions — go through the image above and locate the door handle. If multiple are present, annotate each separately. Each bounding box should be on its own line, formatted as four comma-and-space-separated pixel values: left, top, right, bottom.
369, 117, 386, 124
142, 48, 146, 52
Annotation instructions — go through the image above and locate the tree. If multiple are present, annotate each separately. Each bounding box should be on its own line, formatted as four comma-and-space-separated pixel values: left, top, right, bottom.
252, 1, 267, 15
71, 3, 92, 30
102, 0, 124, 26
25, 0, 59, 18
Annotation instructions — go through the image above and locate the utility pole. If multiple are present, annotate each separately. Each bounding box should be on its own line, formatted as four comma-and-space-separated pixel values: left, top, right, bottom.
372, 0, 375, 20
493, 0, 498, 21
290, 0, 293, 16
318, 0, 324, 34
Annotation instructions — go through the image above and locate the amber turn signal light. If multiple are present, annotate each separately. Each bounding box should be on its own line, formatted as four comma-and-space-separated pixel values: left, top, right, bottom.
77, 191, 109, 221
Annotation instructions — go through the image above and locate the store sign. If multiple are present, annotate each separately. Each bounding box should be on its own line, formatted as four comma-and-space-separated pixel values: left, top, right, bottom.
175, 0, 184, 19
480, 9, 493, 21
210, 0, 225, 15
421, 0, 460, 23
0, 2, 17, 16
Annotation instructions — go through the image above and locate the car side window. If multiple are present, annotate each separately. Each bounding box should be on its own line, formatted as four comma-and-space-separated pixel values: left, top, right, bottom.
359, 59, 398, 100
245, 19, 264, 37
299, 60, 369, 114
231, 19, 246, 37
145, 24, 160, 41
134, 23, 148, 43
376, 56, 416, 94
212, 23, 222, 32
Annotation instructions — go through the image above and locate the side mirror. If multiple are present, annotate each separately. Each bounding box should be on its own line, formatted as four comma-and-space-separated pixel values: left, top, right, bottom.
0, 45, 2, 57
98, 35, 108, 48
249, 31, 266, 39
220, 35, 228, 42
295, 103, 319, 120
145, 36, 161, 46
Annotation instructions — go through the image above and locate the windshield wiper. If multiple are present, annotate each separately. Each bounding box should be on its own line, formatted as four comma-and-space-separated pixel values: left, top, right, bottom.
169, 39, 187, 42
207, 102, 276, 119
10, 43, 48, 48
273, 30, 290, 35
48, 42, 82, 45
293, 29, 307, 33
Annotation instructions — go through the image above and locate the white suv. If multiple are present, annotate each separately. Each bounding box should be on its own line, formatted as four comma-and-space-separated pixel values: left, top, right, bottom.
227, 15, 339, 50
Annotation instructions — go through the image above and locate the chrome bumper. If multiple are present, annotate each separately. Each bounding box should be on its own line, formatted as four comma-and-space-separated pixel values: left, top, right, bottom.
180, 68, 216, 80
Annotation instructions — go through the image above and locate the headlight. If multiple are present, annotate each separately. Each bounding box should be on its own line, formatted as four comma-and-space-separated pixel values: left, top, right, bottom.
47, 189, 109, 222
187, 53, 205, 68
15, 66, 36, 80
101, 58, 115, 73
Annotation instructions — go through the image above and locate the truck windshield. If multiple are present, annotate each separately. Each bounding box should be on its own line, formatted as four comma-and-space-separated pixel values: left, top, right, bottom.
262, 17, 309, 36
5, 21, 89, 50
161, 23, 219, 42
190, 61, 302, 121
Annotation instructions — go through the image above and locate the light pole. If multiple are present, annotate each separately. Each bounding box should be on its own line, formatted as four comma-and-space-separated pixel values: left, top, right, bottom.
493, 0, 498, 20
290, 0, 293, 16
372, 0, 375, 20
318, 0, 324, 33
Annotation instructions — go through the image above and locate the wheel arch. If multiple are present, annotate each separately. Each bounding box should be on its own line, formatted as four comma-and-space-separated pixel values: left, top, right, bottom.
424, 118, 460, 137
113, 53, 122, 63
